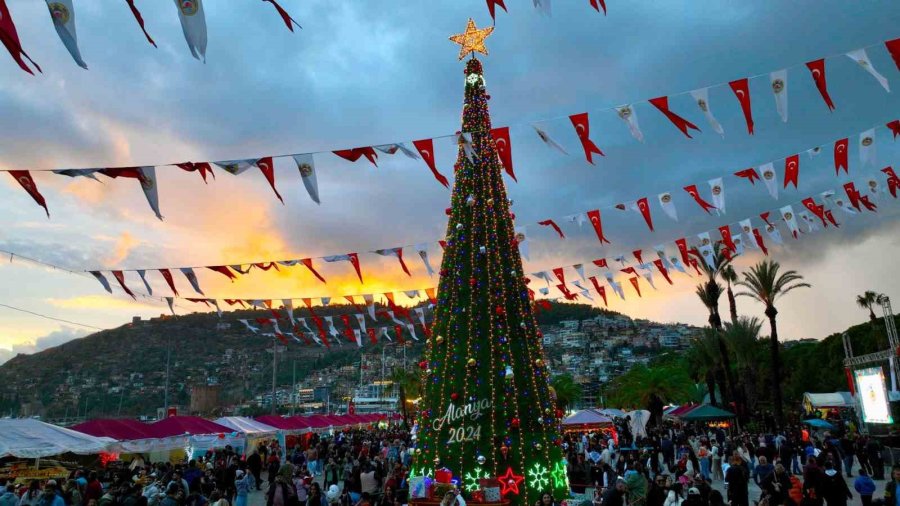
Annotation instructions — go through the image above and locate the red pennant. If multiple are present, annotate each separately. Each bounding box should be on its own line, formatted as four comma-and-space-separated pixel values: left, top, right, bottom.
425, 287, 437, 304
254, 262, 280, 271
300, 258, 327, 284
633, 249, 644, 265
347, 253, 363, 283
364, 328, 376, 345
557, 284, 579, 301
882, 166, 900, 198
675, 238, 690, 266
254, 157, 283, 204
7, 171, 49, 217
124, 0, 157, 47
537, 300, 552, 311
158, 269, 179, 296
593, 258, 608, 269
395, 248, 411, 277
207, 266, 237, 281
888, 120, 900, 139
752, 229, 769, 256
620, 266, 638, 277
588, 276, 608, 306
689, 258, 702, 276
806, 59, 835, 111
255, 317, 273, 326
302, 298, 313, 309
339, 314, 355, 342
0, 0, 40, 74
538, 219, 565, 239
486, 0, 507, 20
843, 182, 863, 211
552, 267, 566, 286
718, 225, 736, 252
412, 139, 449, 188
760, 211, 773, 227
628, 277, 642, 297
569, 113, 604, 164
393, 324, 405, 344
589, 0, 607, 14
802, 198, 827, 226
683, 185, 717, 213
586, 209, 611, 244
310, 316, 328, 348
189, 298, 213, 308
653, 259, 673, 285
886, 38, 900, 71
729, 78, 753, 135
224, 299, 244, 307
784, 155, 800, 189
860, 195, 878, 212
491, 127, 517, 182
438, 240, 447, 250
648, 96, 700, 138
262, 0, 301, 31
734, 168, 760, 185
824, 209, 840, 228
834, 138, 849, 175
111, 271, 136, 299
333, 147, 378, 167
175, 162, 214, 183
635, 197, 654, 231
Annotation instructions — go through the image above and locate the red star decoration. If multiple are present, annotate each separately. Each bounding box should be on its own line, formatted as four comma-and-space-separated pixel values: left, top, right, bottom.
497, 467, 524, 496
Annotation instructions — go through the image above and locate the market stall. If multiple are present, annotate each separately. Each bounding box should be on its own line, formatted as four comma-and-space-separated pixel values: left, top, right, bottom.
679, 405, 736, 429
214, 417, 278, 456
561, 409, 618, 443
70, 418, 188, 456
0, 419, 114, 458
149, 416, 241, 459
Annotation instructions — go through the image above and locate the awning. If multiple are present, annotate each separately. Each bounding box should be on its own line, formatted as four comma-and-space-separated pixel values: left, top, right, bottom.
148, 416, 234, 437
562, 409, 613, 427
803, 392, 854, 409
679, 404, 736, 421
70, 418, 155, 440
214, 417, 278, 436
0, 419, 115, 458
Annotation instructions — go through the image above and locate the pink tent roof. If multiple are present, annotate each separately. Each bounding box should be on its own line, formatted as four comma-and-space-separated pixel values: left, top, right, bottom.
70, 419, 155, 441
255, 415, 309, 431
299, 415, 332, 428
562, 409, 613, 427
668, 404, 699, 417
149, 416, 233, 437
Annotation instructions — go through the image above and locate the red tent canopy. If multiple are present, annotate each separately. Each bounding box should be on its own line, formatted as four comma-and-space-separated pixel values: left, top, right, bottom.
255, 415, 309, 431
668, 404, 699, 417
149, 416, 233, 437
70, 418, 155, 440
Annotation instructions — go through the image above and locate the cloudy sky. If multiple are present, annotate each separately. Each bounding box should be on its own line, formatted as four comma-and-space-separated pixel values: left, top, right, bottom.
2, 0, 900, 364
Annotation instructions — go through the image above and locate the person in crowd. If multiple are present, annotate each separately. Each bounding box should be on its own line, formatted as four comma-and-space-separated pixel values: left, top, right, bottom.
601, 479, 626, 506
308, 483, 328, 506
761, 464, 792, 506
725, 455, 749, 506
820, 462, 851, 506
39, 482, 65, 506
159, 485, 181, 506
884, 465, 900, 506
853, 467, 876, 506
83, 475, 102, 506
0, 485, 17, 506
233, 471, 253, 506
754, 456, 776, 487
266, 468, 296, 506
246, 451, 263, 492
208, 491, 228, 506
19, 481, 43, 506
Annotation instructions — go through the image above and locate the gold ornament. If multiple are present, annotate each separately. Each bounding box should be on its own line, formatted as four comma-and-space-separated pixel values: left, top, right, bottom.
535, 443, 542, 450
449, 18, 494, 61
436, 335, 444, 344
467, 358, 477, 367
534, 359, 543, 366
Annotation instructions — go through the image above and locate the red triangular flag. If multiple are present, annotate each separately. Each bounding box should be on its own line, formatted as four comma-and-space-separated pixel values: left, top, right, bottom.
124, 0, 157, 47
176, 162, 214, 183
486, 0, 507, 20
586, 209, 611, 244
760, 211, 773, 227
888, 120, 900, 139
802, 198, 827, 227
158, 269, 179, 296
366, 328, 378, 345
347, 252, 363, 283
300, 258, 327, 284
635, 197, 654, 231
675, 238, 690, 266
7, 171, 49, 217
589, 0, 607, 14
882, 166, 900, 198
628, 277, 642, 297
224, 299, 246, 307
262, 0, 301, 31
648, 96, 700, 138
653, 259, 673, 285
333, 147, 378, 167
0, 0, 41, 75
752, 229, 769, 256
552, 267, 566, 286
254, 157, 283, 204
207, 266, 237, 281
718, 225, 736, 252
412, 139, 449, 188
806, 59, 835, 111
886, 38, 900, 70
538, 219, 565, 239
589, 276, 608, 306
825, 209, 840, 228
393, 324, 405, 344
111, 271, 136, 299
683, 184, 717, 213
569, 113, 604, 164
396, 248, 411, 277
729, 78, 753, 135
344, 295, 364, 314
834, 138, 849, 175
633, 249, 644, 265
425, 287, 437, 304
593, 258, 609, 269
734, 168, 760, 185
784, 155, 800, 189
491, 127, 517, 182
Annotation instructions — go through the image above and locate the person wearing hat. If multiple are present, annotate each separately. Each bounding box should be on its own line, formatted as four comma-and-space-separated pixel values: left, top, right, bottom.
682, 488, 702, 506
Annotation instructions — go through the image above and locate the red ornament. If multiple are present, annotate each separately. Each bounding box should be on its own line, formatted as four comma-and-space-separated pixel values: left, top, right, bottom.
510, 417, 520, 428
470, 278, 477, 286
510, 212, 515, 220
451, 393, 459, 401
495, 306, 505, 315
445, 207, 452, 215
418, 360, 428, 370
497, 467, 524, 496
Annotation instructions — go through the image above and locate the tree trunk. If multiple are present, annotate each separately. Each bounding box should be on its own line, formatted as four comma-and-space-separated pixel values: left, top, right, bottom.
727, 284, 738, 325
705, 371, 718, 407
766, 305, 784, 429
716, 329, 740, 417
398, 386, 410, 430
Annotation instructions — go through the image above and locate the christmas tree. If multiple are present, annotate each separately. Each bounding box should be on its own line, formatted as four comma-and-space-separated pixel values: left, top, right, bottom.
411, 19, 568, 505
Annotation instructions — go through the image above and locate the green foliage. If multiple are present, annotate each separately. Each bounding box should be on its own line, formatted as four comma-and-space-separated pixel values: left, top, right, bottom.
606, 357, 694, 408
550, 374, 583, 410
534, 302, 616, 326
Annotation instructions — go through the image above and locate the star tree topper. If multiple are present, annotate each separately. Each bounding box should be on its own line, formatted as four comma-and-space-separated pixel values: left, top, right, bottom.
449, 18, 494, 60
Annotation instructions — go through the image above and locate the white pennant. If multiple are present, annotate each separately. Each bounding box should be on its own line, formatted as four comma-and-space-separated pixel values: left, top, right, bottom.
859, 129, 876, 168
363, 294, 377, 321
642, 271, 656, 290
532, 125, 568, 155
654, 245, 674, 271
697, 232, 715, 268
137, 269, 153, 295
292, 154, 320, 204
760, 162, 779, 200
708, 178, 725, 215
138, 167, 162, 220
573, 264, 586, 282
213, 159, 256, 175
732, 234, 745, 256
173, 0, 207, 61
374, 143, 419, 159
865, 178, 881, 201
538, 287, 550, 296
406, 323, 419, 341
669, 257, 688, 274
238, 319, 259, 333
324, 316, 339, 338
657, 192, 678, 221
415, 243, 436, 277
414, 307, 427, 328
352, 329, 362, 348
689, 88, 724, 136
45, 1, 87, 69
321, 297, 331, 306
780, 205, 800, 239
355, 314, 366, 334
604, 272, 625, 300
297, 317, 313, 334
846, 48, 890, 92
211, 300, 222, 318
403, 290, 421, 300
165, 297, 176, 315
515, 227, 529, 260
564, 213, 587, 229
179, 267, 204, 295
615, 105, 644, 142
379, 327, 392, 342
282, 299, 295, 325
829, 192, 858, 215
572, 280, 591, 294
739, 219, 756, 249
770, 69, 789, 123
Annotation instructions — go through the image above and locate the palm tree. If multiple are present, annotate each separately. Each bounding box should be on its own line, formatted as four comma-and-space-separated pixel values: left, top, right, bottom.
609, 363, 692, 427
687, 330, 723, 407
736, 259, 810, 428
389, 368, 421, 429
722, 265, 740, 325
550, 374, 583, 412
724, 317, 764, 412
857, 291, 887, 348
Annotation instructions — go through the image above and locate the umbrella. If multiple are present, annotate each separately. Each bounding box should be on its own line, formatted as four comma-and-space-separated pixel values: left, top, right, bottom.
802, 418, 835, 430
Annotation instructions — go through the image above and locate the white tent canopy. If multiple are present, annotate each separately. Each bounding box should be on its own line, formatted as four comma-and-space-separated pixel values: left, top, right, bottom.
214, 417, 278, 436
803, 392, 854, 409
0, 419, 115, 458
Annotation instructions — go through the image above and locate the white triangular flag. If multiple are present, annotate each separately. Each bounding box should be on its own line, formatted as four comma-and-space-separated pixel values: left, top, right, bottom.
455, 133, 475, 162
324, 316, 339, 338
538, 287, 550, 296
859, 129, 876, 168
669, 257, 688, 274
642, 271, 656, 290
403, 290, 421, 300
658, 192, 678, 221
297, 317, 313, 334
282, 299, 295, 325
165, 297, 176, 315
800, 211, 820, 233
780, 205, 800, 239
760, 163, 779, 200
355, 314, 366, 334
406, 323, 419, 341
533, 125, 568, 155
374, 143, 419, 159
515, 227, 529, 260
615, 105, 643, 142
689, 88, 724, 136
573, 264, 586, 282
564, 213, 587, 229
352, 329, 362, 348
865, 178, 881, 200
739, 219, 756, 249
173, 0, 207, 61
846, 48, 890, 92
830, 193, 858, 215
697, 232, 715, 268
415, 243, 436, 277
363, 294, 377, 321
137, 167, 162, 220
604, 272, 625, 300
238, 319, 259, 333
708, 178, 725, 214
379, 327, 392, 342
179, 267, 204, 295
137, 269, 153, 295
45, 1, 86, 69
211, 299, 222, 318
654, 245, 674, 271
213, 159, 256, 175
321, 297, 331, 306
414, 307, 426, 328
770, 69, 788, 123
807, 146, 822, 158
292, 154, 320, 204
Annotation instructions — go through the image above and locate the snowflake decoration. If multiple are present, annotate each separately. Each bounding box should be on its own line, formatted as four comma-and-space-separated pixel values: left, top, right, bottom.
464, 470, 492, 491
528, 463, 550, 490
